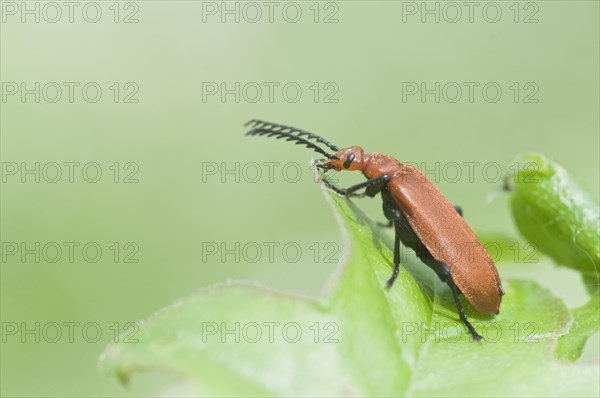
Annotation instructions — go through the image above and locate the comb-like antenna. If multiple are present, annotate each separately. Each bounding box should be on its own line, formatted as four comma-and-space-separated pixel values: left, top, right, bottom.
245, 127, 338, 159
245, 120, 340, 151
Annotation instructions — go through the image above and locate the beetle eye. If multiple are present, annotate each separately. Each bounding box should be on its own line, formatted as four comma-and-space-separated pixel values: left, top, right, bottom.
343, 153, 355, 169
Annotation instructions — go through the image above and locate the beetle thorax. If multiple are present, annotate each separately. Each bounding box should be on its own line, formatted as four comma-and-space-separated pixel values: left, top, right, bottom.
363, 153, 403, 179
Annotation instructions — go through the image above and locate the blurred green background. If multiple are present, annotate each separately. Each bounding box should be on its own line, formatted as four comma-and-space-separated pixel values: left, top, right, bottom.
1, 1, 598, 396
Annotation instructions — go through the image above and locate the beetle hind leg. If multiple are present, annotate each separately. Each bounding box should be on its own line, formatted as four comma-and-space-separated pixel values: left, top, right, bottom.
382, 194, 482, 341
425, 259, 483, 341
448, 280, 483, 341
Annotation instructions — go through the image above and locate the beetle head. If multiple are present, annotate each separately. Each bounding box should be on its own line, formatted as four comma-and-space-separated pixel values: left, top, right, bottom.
320, 147, 367, 171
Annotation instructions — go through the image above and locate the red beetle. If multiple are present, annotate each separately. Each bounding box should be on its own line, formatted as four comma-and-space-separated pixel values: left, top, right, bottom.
245, 120, 504, 340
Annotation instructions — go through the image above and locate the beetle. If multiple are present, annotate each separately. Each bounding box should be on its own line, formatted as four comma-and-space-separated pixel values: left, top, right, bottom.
244, 119, 504, 340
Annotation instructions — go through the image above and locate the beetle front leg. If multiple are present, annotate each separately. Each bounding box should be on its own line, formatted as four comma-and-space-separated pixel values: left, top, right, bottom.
322, 174, 390, 197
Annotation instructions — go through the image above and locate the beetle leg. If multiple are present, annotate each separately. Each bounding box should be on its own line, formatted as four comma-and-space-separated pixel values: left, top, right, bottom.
424, 259, 483, 341
376, 188, 395, 228
322, 174, 389, 196
382, 193, 413, 287
385, 216, 402, 288
384, 199, 410, 288
365, 178, 387, 197
454, 205, 463, 217
448, 281, 483, 341
382, 196, 483, 340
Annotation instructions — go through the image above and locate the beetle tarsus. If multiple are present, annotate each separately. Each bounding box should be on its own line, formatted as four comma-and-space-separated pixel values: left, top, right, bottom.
385, 274, 398, 289
465, 321, 483, 341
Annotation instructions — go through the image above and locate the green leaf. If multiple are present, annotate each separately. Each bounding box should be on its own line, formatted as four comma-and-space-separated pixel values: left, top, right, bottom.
506, 153, 600, 361
556, 293, 600, 361
506, 153, 599, 285
100, 188, 600, 396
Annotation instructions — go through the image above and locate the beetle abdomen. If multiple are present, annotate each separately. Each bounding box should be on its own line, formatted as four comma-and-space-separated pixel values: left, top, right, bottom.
389, 164, 502, 314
